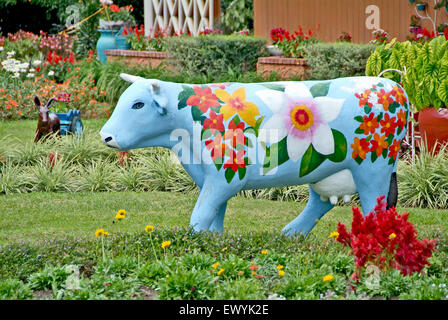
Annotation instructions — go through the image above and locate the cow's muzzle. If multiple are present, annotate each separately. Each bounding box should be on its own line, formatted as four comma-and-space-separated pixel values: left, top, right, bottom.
100, 131, 120, 149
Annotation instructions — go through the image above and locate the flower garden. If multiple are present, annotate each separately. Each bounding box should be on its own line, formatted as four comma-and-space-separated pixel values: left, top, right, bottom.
0, 0, 448, 302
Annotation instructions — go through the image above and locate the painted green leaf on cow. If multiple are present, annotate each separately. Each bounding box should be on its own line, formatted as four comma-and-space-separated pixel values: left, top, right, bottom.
299, 144, 326, 178
191, 107, 206, 124
178, 85, 195, 110
225, 167, 236, 183
371, 151, 378, 163
263, 137, 289, 175
354, 156, 363, 165
326, 129, 347, 163
238, 167, 247, 180
310, 82, 331, 98
214, 158, 224, 171
261, 84, 285, 92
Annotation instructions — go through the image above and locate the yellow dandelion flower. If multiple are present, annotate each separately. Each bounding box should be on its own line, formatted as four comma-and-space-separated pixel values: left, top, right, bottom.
389, 233, 397, 240
276, 264, 284, 270
95, 229, 107, 238
212, 262, 220, 270
161, 240, 171, 249
329, 232, 339, 239
323, 274, 334, 282
278, 270, 285, 277
115, 209, 126, 220
217, 268, 225, 276
145, 225, 154, 233
261, 249, 268, 255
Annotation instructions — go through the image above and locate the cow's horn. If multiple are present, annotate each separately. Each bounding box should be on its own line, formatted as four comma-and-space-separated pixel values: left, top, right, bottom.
150, 81, 161, 94
120, 73, 144, 83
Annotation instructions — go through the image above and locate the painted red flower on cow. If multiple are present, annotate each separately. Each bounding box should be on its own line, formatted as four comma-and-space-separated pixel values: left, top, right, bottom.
388, 139, 401, 160
223, 149, 246, 172
186, 86, 220, 113
375, 89, 394, 111
205, 133, 228, 162
391, 85, 407, 106
370, 133, 389, 157
380, 113, 398, 137
396, 109, 407, 131
203, 110, 225, 133
223, 120, 246, 148
351, 137, 370, 160
355, 89, 373, 108
359, 113, 379, 135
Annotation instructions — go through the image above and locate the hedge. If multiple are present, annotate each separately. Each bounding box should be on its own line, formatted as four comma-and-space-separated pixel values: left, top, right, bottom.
164, 35, 267, 79
304, 42, 378, 80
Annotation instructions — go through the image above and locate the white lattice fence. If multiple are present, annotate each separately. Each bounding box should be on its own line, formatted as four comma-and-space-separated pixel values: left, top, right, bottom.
144, 0, 217, 37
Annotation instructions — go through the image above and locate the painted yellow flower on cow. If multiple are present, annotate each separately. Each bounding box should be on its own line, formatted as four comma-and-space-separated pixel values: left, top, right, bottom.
214, 87, 260, 127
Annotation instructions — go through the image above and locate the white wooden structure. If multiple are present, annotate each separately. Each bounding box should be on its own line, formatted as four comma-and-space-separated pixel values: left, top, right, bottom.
143, 0, 219, 37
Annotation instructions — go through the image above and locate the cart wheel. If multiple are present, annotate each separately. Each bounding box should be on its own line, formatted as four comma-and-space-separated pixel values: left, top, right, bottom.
71, 116, 83, 137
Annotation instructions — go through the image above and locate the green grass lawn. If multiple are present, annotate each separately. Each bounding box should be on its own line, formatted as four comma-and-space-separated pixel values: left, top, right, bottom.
0, 119, 107, 145
1, 190, 445, 245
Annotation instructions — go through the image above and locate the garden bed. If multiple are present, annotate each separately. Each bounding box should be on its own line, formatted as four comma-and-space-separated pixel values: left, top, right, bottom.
104, 49, 172, 69
257, 56, 309, 80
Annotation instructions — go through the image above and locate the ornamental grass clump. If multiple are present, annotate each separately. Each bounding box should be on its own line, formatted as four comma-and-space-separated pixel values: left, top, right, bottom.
336, 196, 437, 280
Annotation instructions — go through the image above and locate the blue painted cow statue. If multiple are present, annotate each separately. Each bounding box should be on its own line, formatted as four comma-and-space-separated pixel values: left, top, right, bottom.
100, 74, 409, 236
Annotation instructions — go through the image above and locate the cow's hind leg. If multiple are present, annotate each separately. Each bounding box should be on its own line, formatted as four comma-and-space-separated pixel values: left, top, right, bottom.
282, 186, 333, 237
353, 168, 393, 216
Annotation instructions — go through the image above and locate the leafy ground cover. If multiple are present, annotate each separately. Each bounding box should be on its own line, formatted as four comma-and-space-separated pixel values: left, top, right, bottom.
0, 194, 446, 300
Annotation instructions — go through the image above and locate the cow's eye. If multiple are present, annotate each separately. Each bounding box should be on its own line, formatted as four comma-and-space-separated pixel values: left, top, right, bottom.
132, 102, 144, 109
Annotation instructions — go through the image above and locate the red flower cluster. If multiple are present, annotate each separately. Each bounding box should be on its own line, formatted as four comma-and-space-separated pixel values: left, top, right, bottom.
336, 196, 437, 279
444, 26, 448, 41
46, 51, 75, 65
408, 27, 436, 43
270, 26, 313, 44
55, 92, 71, 103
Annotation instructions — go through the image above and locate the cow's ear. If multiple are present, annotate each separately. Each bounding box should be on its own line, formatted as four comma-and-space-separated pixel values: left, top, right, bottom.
120, 73, 144, 83
150, 81, 167, 115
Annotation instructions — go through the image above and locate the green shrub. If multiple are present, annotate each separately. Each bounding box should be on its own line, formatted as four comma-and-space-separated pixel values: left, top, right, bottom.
398, 145, 448, 209
157, 267, 217, 300
164, 35, 267, 79
0, 278, 33, 300
305, 42, 377, 80
27, 265, 71, 291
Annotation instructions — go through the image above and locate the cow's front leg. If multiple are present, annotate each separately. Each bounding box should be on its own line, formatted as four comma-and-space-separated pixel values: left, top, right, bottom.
208, 202, 228, 233
190, 180, 236, 232
282, 186, 334, 237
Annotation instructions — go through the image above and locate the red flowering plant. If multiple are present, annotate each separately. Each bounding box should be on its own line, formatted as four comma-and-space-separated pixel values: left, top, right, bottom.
370, 29, 389, 44
407, 26, 436, 43
335, 196, 437, 281
336, 31, 352, 43
35, 50, 76, 83
100, 2, 136, 27
270, 26, 320, 58
126, 25, 168, 51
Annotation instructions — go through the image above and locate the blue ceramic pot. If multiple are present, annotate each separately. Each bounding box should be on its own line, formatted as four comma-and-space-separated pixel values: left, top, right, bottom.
116, 35, 131, 50
409, 0, 415, 3
96, 29, 121, 63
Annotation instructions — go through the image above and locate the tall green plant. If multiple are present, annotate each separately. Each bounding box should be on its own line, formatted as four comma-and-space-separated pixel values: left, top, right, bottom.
366, 37, 448, 110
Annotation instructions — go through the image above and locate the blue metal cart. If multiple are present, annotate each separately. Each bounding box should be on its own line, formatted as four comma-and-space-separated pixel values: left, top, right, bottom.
55, 110, 83, 137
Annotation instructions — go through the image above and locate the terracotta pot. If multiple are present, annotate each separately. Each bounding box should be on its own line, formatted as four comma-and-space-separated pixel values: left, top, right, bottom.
418, 107, 448, 153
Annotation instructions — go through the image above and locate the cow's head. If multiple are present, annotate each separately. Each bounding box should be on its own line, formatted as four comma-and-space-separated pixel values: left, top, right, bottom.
100, 74, 172, 150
